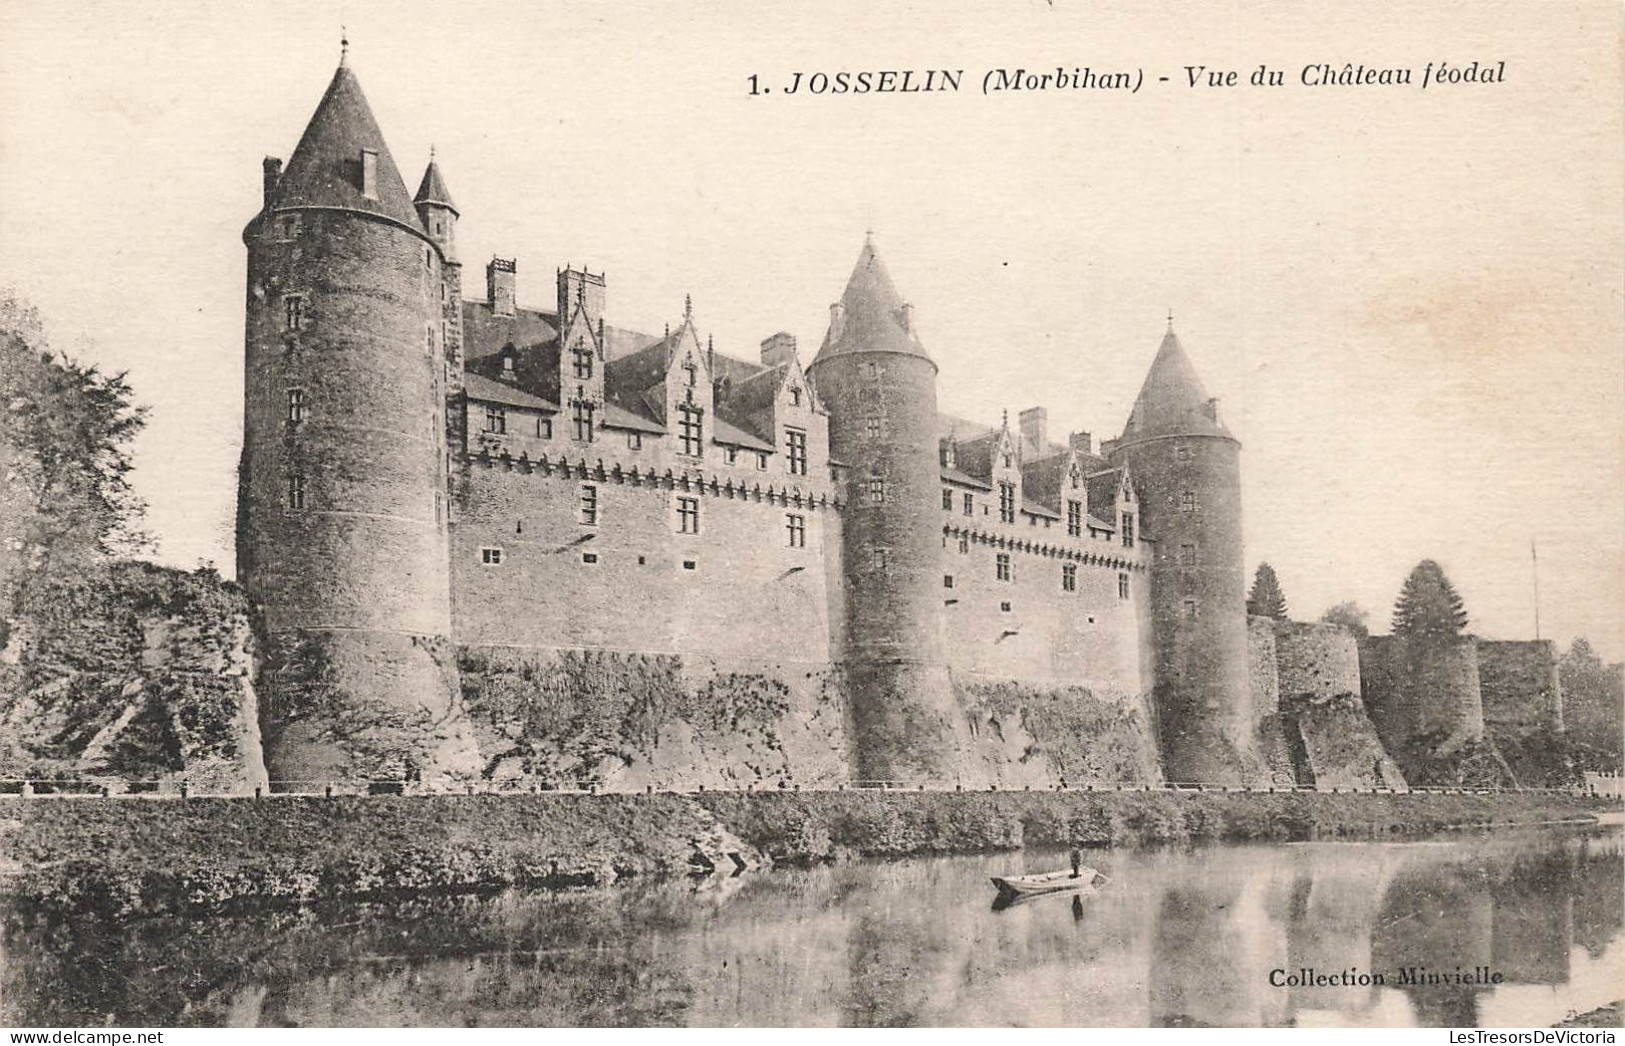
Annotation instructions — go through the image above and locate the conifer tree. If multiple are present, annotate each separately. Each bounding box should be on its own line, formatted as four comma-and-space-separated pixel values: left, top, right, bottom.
1391, 559, 1470, 640
1247, 562, 1289, 620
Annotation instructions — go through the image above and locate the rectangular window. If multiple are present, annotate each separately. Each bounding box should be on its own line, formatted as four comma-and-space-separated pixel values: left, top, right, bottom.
866, 417, 882, 438
1062, 564, 1077, 592
536, 416, 552, 439
677, 496, 700, 535
786, 513, 805, 548
942, 488, 953, 511
1121, 513, 1135, 548
944, 574, 955, 589
284, 295, 304, 332
579, 484, 598, 526
1000, 601, 1012, 613
962, 493, 973, 517
996, 553, 1012, 582
287, 388, 305, 423
1176, 444, 1193, 462
361, 149, 379, 199
1181, 491, 1198, 513
756, 452, 768, 470
867, 477, 885, 503
679, 406, 703, 457
275, 214, 300, 241
571, 400, 595, 442
627, 432, 642, 450
957, 537, 969, 554
1179, 542, 1198, 567
287, 474, 306, 510
1067, 500, 1082, 537
683, 559, 697, 571
571, 342, 593, 380
998, 482, 1016, 523
786, 428, 807, 475
481, 547, 503, 566
872, 548, 887, 570
1183, 598, 1199, 620
582, 552, 598, 564
725, 447, 738, 465
1118, 572, 1131, 600
484, 405, 506, 434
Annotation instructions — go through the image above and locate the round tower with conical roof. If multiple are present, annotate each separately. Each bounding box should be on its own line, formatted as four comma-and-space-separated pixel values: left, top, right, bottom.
1108, 324, 1253, 784
807, 237, 972, 783
239, 50, 477, 785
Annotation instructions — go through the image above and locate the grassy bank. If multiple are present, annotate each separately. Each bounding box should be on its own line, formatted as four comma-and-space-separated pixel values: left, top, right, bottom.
2, 789, 1614, 917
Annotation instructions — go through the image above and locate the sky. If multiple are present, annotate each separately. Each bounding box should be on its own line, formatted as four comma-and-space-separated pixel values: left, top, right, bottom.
1, 0, 1620, 657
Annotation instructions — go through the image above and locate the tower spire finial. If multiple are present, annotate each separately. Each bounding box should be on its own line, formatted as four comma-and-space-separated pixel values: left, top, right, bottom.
1167, 307, 1174, 333
340, 27, 349, 67
684, 293, 693, 320
429, 142, 436, 161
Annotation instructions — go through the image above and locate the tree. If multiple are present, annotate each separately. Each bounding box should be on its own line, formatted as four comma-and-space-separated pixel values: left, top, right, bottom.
1319, 601, 1370, 639
1246, 562, 1288, 620
0, 288, 148, 614
1559, 638, 1624, 773
1391, 559, 1469, 640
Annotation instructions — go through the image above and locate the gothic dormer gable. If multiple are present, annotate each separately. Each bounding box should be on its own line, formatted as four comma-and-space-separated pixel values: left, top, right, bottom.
660, 307, 715, 460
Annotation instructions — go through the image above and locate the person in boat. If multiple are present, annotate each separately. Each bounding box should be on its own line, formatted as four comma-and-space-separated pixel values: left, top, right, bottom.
1070, 848, 1083, 878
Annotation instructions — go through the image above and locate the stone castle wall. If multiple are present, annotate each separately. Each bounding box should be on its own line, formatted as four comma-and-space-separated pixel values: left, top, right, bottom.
1476, 639, 1571, 786
1274, 622, 1405, 789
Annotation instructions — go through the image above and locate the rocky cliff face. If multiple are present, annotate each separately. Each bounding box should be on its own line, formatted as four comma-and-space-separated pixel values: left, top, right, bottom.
0, 561, 267, 792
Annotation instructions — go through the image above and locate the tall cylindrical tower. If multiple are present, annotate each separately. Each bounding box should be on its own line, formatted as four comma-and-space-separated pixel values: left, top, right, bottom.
239, 54, 477, 785
1109, 326, 1253, 784
808, 238, 970, 783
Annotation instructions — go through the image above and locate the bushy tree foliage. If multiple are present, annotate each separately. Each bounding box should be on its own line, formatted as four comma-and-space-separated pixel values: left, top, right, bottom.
1391, 559, 1469, 640
1246, 562, 1288, 620
1319, 601, 1370, 639
1, 289, 148, 616
1560, 638, 1624, 773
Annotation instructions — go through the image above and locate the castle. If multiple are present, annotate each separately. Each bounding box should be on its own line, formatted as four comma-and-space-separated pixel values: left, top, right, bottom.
237, 53, 1566, 791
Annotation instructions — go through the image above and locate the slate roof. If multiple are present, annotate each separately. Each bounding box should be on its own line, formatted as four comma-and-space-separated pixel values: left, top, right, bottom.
1121, 329, 1234, 443
272, 62, 422, 229
413, 158, 457, 214
940, 466, 991, 491
463, 372, 557, 411
814, 238, 931, 365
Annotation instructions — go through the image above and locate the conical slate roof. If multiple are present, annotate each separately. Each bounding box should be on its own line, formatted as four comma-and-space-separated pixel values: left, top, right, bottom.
1119, 329, 1235, 443
414, 157, 457, 214
272, 61, 421, 228
814, 238, 932, 365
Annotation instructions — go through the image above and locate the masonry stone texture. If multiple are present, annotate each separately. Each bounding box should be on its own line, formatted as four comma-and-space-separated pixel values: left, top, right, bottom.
231, 56, 1576, 791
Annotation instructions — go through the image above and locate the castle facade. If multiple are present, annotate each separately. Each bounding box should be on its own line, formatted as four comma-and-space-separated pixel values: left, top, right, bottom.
238, 55, 1259, 787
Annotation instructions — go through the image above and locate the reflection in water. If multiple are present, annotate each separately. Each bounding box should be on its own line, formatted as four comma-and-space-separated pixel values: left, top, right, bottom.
3, 828, 1620, 1027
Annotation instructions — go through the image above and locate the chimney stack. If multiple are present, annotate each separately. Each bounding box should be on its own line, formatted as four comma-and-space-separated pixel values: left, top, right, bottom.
1069, 431, 1093, 456
760, 332, 798, 369
1018, 406, 1048, 455
262, 157, 282, 212
487, 257, 517, 317
828, 302, 845, 340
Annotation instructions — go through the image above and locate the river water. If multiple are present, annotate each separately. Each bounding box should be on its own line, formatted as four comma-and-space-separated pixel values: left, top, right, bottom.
4, 825, 1620, 1027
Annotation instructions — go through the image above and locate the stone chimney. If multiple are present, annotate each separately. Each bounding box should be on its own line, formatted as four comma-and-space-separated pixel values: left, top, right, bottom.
487, 257, 517, 317
760, 332, 797, 369
1069, 431, 1093, 456
1019, 407, 1048, 454
262, 157, 282, 211
828, 302, 845, 340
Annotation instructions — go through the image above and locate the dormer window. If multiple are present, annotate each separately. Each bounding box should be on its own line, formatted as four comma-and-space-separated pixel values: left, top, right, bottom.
501, 354, 515, 380
943, 444, 957, 469
360, 149, 379, 199
571, 340, 593, 380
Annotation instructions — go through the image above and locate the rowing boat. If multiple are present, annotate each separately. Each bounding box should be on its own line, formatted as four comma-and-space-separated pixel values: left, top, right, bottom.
990, 867, 1109, 901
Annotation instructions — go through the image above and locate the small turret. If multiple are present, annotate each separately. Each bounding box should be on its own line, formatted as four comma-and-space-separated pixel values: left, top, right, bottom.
414, 150, 458, 261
